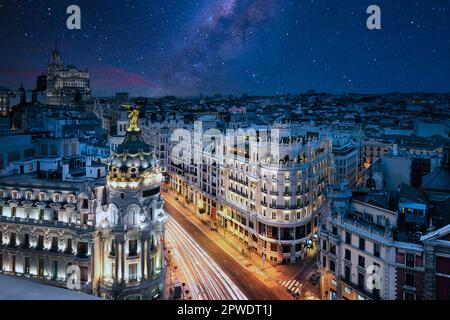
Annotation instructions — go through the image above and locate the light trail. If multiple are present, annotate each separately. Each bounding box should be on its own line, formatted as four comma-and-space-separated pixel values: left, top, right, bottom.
166, 216, 248, 300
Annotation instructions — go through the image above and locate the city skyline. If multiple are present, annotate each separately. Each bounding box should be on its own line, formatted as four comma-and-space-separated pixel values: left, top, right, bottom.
1, 0, 450, 97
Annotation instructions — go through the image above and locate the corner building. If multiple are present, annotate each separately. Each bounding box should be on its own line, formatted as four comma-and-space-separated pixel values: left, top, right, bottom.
94, 110, 167, 299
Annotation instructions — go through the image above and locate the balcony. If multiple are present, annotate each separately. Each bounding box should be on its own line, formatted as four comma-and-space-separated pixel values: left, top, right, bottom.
229, 187, 248, 197
76, 252, 90, 260
128, 252, 139, 259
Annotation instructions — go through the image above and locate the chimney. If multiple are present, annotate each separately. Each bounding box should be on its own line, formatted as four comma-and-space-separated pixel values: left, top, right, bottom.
393, 144, 398, 156
62, 161, 69, 181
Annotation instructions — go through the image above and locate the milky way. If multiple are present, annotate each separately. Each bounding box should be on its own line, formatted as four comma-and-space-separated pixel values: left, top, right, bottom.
158, 0, 280, 95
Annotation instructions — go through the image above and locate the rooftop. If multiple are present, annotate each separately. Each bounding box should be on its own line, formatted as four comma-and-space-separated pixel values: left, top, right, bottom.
0, 275, 101, 300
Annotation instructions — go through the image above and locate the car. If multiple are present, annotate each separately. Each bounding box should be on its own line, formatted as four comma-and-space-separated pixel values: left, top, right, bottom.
309, 272, 321, 285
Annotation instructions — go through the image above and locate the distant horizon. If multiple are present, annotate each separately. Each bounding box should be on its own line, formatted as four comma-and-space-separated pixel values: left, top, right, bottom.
3, 83, 450, 100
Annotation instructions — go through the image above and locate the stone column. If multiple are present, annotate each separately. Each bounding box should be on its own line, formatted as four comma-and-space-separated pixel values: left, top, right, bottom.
114, 238, 119, 282
140, 238, 145, 280
121, 240, 125, 282
147, 239, 153, 277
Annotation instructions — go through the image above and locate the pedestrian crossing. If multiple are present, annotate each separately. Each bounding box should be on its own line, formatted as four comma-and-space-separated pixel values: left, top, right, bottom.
279, 279, 303, 294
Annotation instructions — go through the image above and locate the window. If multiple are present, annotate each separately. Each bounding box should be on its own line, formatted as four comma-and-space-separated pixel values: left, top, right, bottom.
11, 206, 16, 218
330, 244, 336, 255
322, 240, 327, 251
82, 199, 88, 209
322, 256, 326, 268
330, 260, 336, 272
345, 265, 351, 281
129, 239, 138, 256
129, 264, 138, 282
52, 260, 58, 280
270, 243, 278, 252
374, 243, 381, 258
80, 266, 88, 282
9, 232, 16, 247
405, 273, 415, 287
358, 255, 365, 268
357, 272, 365, 288
406, 253, 415, 268
39, 209, 45, 220
110, 240, 116, 256
37, 235, 44, 250
359, 237, 365, 251
11, 255, 16, 272
69, 195, 76, 203
345, 249, 351, 261
65, 238, 72, 254
332, 226, 338, 236
23, 234, 30, 249
48, 237, 57, 251
81, 213, 88, 226
38, 258, 44, 276
54, 194, 61, 203
77, 242, 88, 258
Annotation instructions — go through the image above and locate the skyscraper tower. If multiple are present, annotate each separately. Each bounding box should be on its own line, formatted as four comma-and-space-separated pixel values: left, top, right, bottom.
94, 106, 167, 300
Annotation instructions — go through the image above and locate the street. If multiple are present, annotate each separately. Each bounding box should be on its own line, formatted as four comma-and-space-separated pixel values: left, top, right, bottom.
164, 198, 294, 300
166, 216, 248, 300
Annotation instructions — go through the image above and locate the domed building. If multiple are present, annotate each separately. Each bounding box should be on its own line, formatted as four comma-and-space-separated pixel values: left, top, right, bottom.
93, 107, 167, 300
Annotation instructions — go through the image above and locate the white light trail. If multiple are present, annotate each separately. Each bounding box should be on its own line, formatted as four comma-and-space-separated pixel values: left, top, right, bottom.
166, 216, 247, 300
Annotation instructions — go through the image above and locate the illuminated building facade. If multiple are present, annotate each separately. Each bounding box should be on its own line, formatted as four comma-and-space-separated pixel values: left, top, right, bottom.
0, 108, 167, 300
46, 42, 91, 106
169, 124, 333, 264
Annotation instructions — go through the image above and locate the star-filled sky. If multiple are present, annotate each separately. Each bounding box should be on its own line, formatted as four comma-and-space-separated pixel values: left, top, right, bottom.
0, 0, 449, 97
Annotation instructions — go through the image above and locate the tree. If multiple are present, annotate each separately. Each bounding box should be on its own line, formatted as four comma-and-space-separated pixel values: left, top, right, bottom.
111, 281, 126, 300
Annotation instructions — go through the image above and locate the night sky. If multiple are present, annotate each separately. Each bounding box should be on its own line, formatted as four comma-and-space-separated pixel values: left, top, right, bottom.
0, 0, 449, 97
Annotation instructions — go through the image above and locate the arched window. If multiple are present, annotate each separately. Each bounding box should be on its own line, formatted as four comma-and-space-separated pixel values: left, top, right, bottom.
68, 194, 76, 204
109, 205, 118, 225
39, 192, 46, 201
127, 205, 139, 226
53, 193, 61, 203
25, 191, 33, 200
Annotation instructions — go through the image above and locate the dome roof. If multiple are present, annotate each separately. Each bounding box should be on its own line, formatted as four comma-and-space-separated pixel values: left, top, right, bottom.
107, 107, 160, 187
109, 131, 158, 179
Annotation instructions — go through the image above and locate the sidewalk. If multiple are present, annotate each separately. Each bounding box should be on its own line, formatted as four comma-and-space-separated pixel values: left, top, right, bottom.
162, 185, 319, 299
164, 243, 193, 300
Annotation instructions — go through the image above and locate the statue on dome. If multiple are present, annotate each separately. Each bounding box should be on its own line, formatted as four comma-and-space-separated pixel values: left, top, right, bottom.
123, 104, 140, 131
